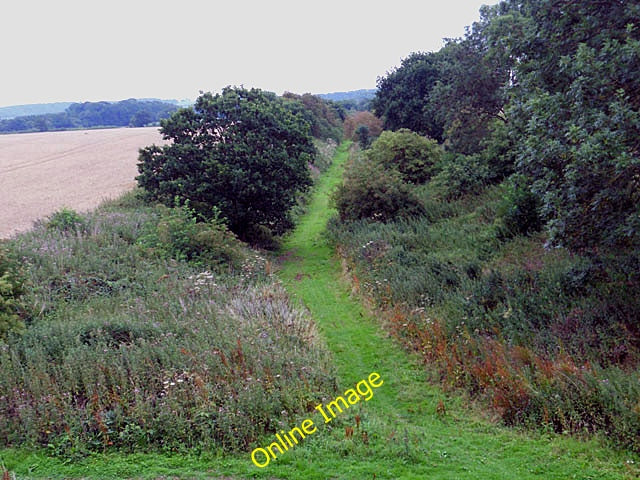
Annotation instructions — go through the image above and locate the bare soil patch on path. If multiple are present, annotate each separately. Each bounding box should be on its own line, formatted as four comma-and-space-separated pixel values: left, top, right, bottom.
0, 127, 165, 238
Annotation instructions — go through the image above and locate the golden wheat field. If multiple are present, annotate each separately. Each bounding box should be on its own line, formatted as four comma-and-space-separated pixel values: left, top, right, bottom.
0, 127, 166, 238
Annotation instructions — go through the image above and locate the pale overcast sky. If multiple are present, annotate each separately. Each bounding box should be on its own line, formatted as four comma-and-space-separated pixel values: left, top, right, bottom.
1, 0, 498, 107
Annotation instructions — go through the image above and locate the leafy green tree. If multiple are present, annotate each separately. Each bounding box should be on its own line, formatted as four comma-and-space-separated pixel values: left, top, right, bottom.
501, 0, 640, 248
430, 30, 510, 155
372, 52, 445, 140
366, 129, 442, 184
137, 87, 315, 241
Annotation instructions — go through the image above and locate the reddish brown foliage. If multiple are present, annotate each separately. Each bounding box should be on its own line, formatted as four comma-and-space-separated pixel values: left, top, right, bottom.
343, 111, 383, 140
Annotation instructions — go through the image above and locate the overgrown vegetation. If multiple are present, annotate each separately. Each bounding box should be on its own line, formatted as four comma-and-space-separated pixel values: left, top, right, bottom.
329, 177, 640, 452
137, 87, 342, 247
329, 0, 640, 453
0, 197, 336, 456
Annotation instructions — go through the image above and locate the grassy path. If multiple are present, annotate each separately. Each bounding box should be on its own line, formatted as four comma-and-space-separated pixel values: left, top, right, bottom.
268, 141, 636, 479
1, 142, 636, 479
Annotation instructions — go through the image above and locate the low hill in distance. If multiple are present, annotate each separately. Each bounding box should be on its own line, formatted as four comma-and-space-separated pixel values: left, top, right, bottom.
0, 98, 194, 120
0, 99, 181, 134
318, 89, 376, 112
0, 102, 74, 120
317, 89, 376, 102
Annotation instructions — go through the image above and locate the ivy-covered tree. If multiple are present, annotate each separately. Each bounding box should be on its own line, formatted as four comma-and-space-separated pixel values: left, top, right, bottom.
137, 87, 315, 242
0, 247, 25, 341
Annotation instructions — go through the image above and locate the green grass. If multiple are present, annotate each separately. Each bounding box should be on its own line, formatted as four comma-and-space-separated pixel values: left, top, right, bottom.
2, 142, 638, 479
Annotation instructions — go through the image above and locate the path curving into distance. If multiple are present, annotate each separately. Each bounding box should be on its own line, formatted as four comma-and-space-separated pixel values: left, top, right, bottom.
269, 141, 634, 479
1, 142, 635, 479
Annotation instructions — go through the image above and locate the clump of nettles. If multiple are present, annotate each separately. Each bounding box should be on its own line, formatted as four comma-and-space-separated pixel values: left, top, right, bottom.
0, 246, 26, 340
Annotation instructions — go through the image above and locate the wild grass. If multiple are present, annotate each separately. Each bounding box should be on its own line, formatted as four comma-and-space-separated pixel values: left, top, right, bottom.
328, 156, 640, 452
1, 141, 638, 479
0, 193, 336, 456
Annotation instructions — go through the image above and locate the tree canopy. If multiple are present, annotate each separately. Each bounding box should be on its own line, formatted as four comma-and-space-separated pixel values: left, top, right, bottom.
370, 0, 640, 250
137, 87, 315, 242
371, 52, 444, 141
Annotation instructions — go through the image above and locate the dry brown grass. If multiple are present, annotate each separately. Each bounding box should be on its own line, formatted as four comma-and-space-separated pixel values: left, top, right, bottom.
0, 127, 166, 238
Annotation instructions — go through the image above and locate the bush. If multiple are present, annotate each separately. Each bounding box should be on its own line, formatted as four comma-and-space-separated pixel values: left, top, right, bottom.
333, 154, 425, 222
496, 181, 543, 239
367, 129, 442, 184
46, 207, 86, 234
328, 174, 640, 451
432, 153, 489, 199
137, 203, 244, 268
0, 246, 25, 341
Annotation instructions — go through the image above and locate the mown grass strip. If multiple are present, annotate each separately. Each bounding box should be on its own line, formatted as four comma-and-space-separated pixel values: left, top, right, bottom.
271, 141, 638, 479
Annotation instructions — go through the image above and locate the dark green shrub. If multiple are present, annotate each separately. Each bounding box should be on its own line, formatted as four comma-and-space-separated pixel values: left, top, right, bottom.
479, 120, 515, 183
496, 182, 543, 239
432, 153, 489, 199
356, 125, 371, 149
366, 129, 442, 184
333, 155, 425, 222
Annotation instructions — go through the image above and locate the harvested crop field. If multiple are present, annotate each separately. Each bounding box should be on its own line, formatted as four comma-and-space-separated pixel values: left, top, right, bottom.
0, 127, 166, 238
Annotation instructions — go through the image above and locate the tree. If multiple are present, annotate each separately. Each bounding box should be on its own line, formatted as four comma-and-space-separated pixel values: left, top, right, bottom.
136, 87, 315, 242
371, 52, 445, 141
343, 111, 383, 141
281, 92, 344, 141
430, 31, 510, 155
501, 0, 640, 249
366, 129, 442, 184
130, 110, 153, 127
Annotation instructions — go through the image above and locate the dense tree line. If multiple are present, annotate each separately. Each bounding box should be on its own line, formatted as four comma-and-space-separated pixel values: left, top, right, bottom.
282, 92, 345, 141
0, 99, 178, 133
318, 89, 375, 112
137, 87, 332, 245
372, 0, 640, 251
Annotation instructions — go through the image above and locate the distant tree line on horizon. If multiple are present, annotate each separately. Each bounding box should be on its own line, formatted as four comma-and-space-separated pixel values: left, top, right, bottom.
0, 99, 179, 133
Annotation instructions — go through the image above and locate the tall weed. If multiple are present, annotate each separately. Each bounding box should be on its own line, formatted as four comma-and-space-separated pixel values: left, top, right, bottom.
328, 177, 640, 452
1, 197, 336, 454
